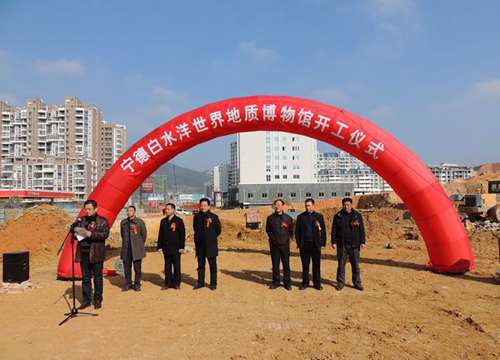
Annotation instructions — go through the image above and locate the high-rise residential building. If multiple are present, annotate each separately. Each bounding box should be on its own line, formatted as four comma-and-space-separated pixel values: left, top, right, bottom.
213, 163, 230, 192
316, 151, 392, 194
238, 131, 317, 184
427, 163, 475, 183
229, 141, 239, 188
0, 96, 125, 200
99, 121, 127, 179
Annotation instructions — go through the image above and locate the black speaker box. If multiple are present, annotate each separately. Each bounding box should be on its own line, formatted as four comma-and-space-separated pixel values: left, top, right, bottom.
3, 251, 30, 283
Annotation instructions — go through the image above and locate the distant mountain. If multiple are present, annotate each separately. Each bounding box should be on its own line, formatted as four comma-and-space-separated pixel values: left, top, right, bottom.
156, 162, 211, 193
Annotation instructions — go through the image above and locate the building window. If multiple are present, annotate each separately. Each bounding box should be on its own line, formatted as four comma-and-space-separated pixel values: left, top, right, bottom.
266, 165, 271, 172
274, 136, 279, 141
283, 155, 288, 160
331, 192, 337, 197
282, 146, 287, 151
266, 137, 270, 144
266, 156, 271, 162
345, 192, 351, 196
248, 193, 254, 199
266, 175, 271, 181
274, 146, 279, 151
262, 193, 268, 198
319, 192, 325, 198
274, 156, 279, 160
266, 146, 271, 153
282, 136, 287, 141
292, 136, 299, 142
293, 175, 300, 179
292, 146, 300, 151
283, 175, 288, 179
293, 156, 300, 161
275, 175, 280, 179
293, 164, 300, 170
290, 192, 296, 198
275, 165, 280, 170
306, 192, 311, 197
277, 192, 283, 197
283, 165, 288, 170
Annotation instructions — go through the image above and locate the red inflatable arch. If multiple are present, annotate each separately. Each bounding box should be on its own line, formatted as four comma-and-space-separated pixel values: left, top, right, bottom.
57, 95, 474, 277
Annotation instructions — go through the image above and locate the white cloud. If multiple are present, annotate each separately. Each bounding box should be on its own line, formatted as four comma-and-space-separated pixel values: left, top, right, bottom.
312, 87, 352, 106
239, 41, 278, 60
116, 104, 181, 141
32, 58, 85, 76
150, 86, 190, 106
0, 50, 14, 75
369, 105, 395, 120
371, 0, 417, 17
470, 79, 500, 98
0, 93, 19, 105
125, 73, 144, 82
360, 0, 421, 55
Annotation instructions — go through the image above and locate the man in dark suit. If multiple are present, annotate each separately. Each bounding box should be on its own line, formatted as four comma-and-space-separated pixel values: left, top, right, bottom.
331, 197, 366, 291
265, 199, 294, 290
120, 205, 147, 292
193, 198, 221, 290
158, 203, 186, 290
295, 198, 327, 290
75, 199, 110, 310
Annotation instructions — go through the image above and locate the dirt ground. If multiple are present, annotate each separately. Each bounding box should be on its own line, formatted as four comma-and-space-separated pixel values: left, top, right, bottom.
0, 201, 499, 360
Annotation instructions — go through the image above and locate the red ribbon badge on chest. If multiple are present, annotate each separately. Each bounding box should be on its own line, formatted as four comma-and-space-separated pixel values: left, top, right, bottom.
281, 222, 288, 228
206, 218, 212, 228
90, 222, 95, 229
352, 220, 360, 227
171, 222, 176, 232
132, 225, 138, 235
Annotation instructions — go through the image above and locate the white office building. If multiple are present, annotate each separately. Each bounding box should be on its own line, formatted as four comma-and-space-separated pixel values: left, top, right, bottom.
238, 131, 317, 184
428, 163, 475, 183
317, 151, 392, 194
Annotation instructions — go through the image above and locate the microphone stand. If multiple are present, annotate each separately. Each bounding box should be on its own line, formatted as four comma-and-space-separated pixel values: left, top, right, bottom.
59, 225, 98, 326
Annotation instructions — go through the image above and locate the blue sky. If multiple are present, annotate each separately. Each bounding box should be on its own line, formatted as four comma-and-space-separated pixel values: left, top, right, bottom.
0, 0, 499, 171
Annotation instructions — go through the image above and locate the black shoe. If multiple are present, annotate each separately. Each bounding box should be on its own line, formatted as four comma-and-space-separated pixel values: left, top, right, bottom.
336, 285, 344, 291
174, 285, 180, 290
161, 286, 171, 290
314, 285, 323, 291
269, 283, 278, 290
193, 283, 205, 290
134, 285, 141, 292
94, 301, 102, 309
284, 285, 292, 291
209, 284, 217, 291
354, 286, 365, 292
298, 285, 307, 290
78, 301, 91, 310
122, 285, 133, 292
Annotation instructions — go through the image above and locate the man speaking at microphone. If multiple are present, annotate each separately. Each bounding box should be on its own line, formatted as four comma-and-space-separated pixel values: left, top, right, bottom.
75, 200, 110, 310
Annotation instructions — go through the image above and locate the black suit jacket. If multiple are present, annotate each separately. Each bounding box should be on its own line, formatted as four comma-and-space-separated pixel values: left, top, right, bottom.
295, 211, 327, 249
193, 210, 221, 258
157, 215, 186, 255
331, 209, 366, 248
